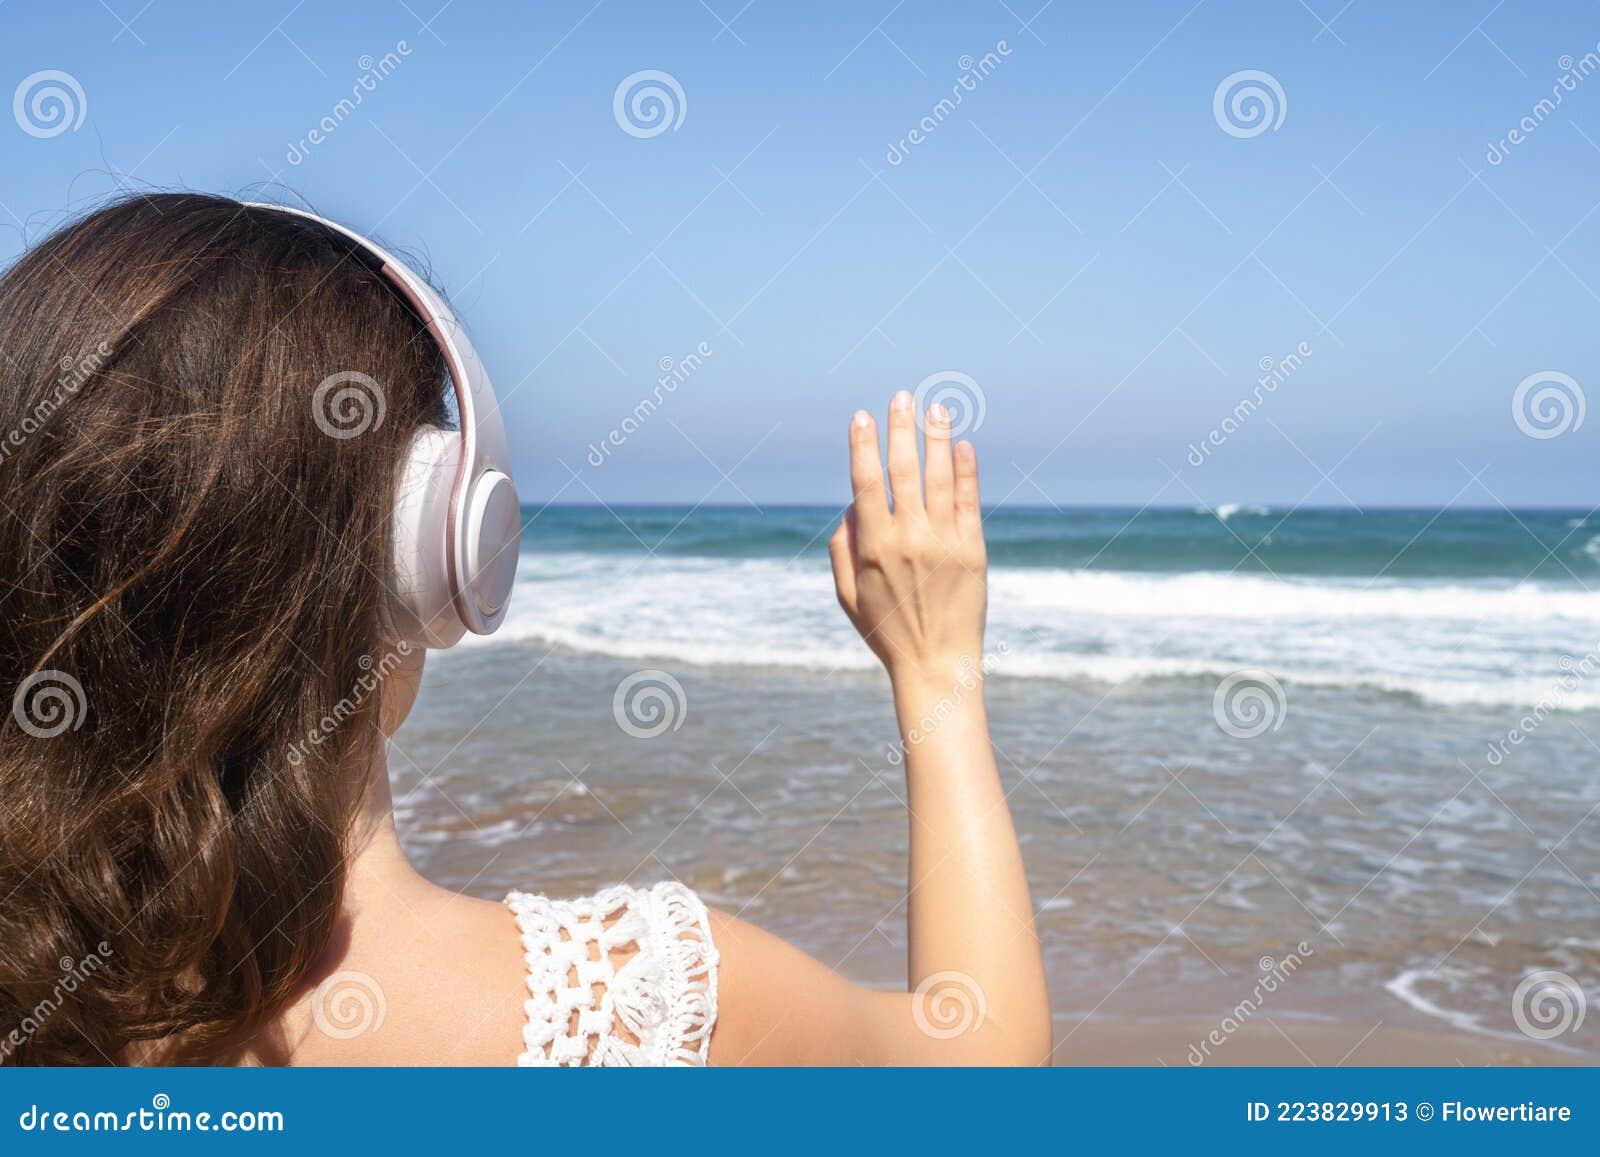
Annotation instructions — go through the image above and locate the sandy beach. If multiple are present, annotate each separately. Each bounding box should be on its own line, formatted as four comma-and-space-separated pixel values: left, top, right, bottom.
1050, 1018, 1583, 1066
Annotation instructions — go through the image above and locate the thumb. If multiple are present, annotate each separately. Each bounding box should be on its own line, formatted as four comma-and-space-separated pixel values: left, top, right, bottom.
828, 508, 859, 614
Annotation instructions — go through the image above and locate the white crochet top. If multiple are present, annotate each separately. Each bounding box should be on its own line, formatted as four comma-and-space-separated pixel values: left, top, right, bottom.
503, 881, 719, 1066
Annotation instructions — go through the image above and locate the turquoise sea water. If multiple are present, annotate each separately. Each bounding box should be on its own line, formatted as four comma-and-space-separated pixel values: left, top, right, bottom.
518, 504, 1600, 580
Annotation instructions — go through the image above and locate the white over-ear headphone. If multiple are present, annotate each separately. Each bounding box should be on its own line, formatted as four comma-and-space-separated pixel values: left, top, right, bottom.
246, 202, 520, 650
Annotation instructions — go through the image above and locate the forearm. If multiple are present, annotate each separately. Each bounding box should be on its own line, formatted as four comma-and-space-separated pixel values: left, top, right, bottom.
894, 669, 1051, 1062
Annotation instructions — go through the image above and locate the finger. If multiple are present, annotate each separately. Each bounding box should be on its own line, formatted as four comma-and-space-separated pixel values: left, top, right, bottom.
954, 440, 981, 531
848, 410, 889, 531
886, 390, 922, 517
922, 402, 954, 529
828, 511, 858, 613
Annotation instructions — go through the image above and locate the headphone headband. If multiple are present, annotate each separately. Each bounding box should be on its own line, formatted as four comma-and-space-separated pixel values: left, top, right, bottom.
244, 201, 520, 648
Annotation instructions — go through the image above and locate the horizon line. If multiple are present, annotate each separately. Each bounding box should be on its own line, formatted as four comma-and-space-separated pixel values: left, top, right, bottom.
511, 500, 1596, 513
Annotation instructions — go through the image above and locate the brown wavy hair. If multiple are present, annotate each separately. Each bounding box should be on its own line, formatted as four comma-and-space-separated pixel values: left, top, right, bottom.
0, 193, 448, 1064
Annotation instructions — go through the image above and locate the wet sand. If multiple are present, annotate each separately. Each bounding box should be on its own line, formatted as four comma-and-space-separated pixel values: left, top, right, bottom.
1050, 1017, 1584, 1066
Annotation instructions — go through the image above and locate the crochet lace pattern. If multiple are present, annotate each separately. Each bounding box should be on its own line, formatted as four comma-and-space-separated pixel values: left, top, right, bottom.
503, 881, 719, 1066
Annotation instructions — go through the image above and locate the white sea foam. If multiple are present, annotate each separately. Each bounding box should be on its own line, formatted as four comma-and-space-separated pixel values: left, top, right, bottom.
1383, 967, 1586, 1053
1384, 968, 1501, 1039
454, 552, 1600, 710
1207, 504, 1269, 522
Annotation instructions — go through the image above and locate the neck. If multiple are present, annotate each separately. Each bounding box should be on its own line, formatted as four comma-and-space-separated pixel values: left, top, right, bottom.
345, 741, 428, 897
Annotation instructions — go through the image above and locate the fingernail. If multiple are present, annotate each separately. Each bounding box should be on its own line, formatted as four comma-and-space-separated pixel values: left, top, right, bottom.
892, 390, 912, 411
852, 410, 871, 429
929, 402, 949, 424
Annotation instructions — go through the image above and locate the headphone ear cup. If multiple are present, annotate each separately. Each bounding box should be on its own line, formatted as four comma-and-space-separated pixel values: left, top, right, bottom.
388, 427, 467, 649
459, 468, 520, 632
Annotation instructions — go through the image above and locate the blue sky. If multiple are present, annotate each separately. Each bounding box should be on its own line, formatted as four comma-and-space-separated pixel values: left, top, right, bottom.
2, 0, 1597, 506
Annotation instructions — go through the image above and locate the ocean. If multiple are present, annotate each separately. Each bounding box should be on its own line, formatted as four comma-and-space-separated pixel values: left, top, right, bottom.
394, 505, 1600, 1059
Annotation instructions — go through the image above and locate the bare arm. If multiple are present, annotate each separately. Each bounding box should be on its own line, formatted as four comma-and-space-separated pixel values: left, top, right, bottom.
707, 392, 1051, 1066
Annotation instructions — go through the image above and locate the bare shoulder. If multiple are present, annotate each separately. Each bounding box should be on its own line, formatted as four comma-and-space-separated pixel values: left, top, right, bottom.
270, 888, 528, 1066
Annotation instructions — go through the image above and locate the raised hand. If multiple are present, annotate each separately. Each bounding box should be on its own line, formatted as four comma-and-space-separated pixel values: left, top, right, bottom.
829, 390, 988, 689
